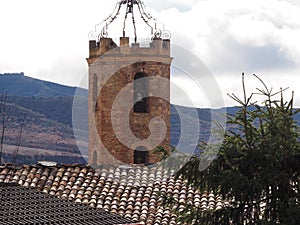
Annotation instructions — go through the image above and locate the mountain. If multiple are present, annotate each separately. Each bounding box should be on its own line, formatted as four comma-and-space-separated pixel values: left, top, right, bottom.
1, 73, 300, 164
1, 73, 88, 128
0, 73, 87, 97
0, 73, 88, 164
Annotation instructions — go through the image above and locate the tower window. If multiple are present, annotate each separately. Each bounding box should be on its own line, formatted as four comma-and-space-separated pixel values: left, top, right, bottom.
93, 74, 98, 102
95, 101, 99, 112
134, 72, 149, 113
134, 146, 148, 164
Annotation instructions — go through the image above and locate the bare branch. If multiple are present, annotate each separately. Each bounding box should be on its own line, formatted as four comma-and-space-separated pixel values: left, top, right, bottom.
12, 114, 26, 165
253, 74, 270, 95
242, 73, 247, 105
0, 93, 8, 164
270, 87, 289, 97
227, 93, 244, 105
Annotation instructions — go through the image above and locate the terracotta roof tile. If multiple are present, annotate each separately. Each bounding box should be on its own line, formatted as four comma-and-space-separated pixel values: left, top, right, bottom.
0, 182, 135, 225
0, 163, 222, 225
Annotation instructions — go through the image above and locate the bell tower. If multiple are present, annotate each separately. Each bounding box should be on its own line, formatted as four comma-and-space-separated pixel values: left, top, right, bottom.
87, 0, 172, 165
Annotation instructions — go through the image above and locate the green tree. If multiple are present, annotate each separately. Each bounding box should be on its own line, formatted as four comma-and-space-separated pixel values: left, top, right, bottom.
162, 74, 300, 225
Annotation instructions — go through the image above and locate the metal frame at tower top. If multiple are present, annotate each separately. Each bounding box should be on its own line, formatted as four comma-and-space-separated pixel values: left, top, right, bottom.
95, 0, 170, 43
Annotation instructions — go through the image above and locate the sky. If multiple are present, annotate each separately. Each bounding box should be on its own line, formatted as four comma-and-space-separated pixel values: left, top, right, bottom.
1, 0, 300, 108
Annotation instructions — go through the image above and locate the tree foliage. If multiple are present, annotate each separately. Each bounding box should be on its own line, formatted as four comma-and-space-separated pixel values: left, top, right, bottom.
162, 74, 300, 225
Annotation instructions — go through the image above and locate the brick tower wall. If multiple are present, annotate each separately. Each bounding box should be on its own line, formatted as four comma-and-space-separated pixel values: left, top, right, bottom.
87, 37, 172, 165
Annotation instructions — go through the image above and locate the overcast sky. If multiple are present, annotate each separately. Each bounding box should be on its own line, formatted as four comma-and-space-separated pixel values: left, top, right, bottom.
1, 0, 300, 108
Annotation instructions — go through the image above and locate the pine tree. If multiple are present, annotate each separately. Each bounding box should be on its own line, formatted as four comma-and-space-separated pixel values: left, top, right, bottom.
162, 74, 300, 225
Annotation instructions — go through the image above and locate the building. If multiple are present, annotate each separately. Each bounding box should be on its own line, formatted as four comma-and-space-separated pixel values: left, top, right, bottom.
87, 0, 172, 165
0, 163, 222, 225
0, 181, 139, 225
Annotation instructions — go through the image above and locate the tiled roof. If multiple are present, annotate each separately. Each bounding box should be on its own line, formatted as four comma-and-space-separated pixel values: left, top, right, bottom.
0, 164, 222, 225
0, 182, 135, 225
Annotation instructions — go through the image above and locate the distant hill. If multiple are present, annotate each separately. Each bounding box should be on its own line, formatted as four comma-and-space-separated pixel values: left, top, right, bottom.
0, 73, 88, 164
2, 102, 80, 151
1, 72, 300, 164
4, 95, 87, 128
1, 73, 88, 127
0, 73, 87, 97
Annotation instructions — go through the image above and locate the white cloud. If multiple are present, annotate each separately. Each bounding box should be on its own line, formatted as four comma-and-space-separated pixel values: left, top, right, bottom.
0, 0, 110, 86
147, 0, 201, 12
156, 0, 300, 107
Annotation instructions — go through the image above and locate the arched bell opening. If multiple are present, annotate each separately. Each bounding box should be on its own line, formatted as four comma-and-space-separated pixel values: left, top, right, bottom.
134, 72, 149, 113
134, 146, 148, 164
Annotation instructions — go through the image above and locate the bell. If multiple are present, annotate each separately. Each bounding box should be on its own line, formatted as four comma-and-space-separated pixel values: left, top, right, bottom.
128, 6, 133, 13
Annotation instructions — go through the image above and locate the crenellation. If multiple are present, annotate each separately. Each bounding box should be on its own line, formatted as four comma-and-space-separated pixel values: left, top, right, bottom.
89, 40, 97, 58
88, 37, 171, 60
120, 37, 130, 46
